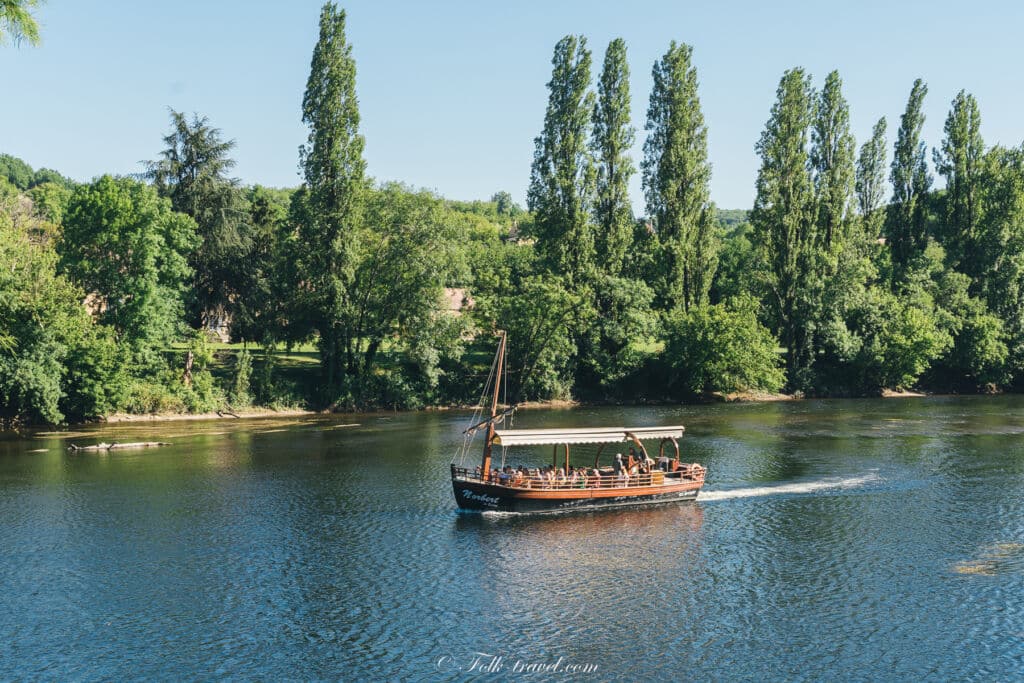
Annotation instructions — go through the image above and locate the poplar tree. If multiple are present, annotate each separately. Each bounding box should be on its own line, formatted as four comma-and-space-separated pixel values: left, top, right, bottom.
527, 35, 595, 286
641, 41, 717, 312
934, 90, 984, 277
298, 2, 367, 401
887, 79, 932, 273
811, 70, 855, 252
750, 68, 817, 389
591, 38, 635, 276
855, 117, 888, 237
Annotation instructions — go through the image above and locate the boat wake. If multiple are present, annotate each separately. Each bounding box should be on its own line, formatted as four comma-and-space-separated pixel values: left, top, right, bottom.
699, 472, 880, 502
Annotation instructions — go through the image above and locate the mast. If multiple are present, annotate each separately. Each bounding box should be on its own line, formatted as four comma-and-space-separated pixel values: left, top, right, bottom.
481, 330, 506, 481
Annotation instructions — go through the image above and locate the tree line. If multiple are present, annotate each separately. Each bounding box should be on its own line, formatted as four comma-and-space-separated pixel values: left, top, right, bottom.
4, 3, 1024, 425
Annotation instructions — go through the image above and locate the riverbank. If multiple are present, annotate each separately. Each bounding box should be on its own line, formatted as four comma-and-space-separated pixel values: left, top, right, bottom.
101, 407, 317, 423
19, 388, 954, 430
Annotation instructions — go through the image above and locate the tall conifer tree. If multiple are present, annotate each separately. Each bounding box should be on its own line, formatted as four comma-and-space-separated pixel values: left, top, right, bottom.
887, 79, 932, 272
641, 41, 716, 312
934, 90, 984, 277
144, 110, 248, 329
298, 2, 367, 401
750, 68, 817, 389
855, 117, 888, 238
591, 38, 635, 276
527, 35, 595, 287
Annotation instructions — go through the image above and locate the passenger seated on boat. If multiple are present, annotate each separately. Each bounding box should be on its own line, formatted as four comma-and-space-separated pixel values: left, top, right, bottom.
658, 454, 669, 472
513, 467, 525, 487
534, 467, 545, 488
498, 467, 510, 486
474, 466, 482, 479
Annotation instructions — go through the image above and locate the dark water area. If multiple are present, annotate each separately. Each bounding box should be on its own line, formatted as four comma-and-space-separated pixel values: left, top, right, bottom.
2, 397, 1024, 680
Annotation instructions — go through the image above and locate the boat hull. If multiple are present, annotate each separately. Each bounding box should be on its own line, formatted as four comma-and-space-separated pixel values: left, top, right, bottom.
452, 478, 701, 514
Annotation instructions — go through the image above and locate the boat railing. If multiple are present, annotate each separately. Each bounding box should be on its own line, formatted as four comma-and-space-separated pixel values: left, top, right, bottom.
451, 465, 705, 489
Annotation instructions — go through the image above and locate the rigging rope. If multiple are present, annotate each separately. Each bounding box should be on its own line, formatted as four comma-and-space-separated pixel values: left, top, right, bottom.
454, 340, 500, 466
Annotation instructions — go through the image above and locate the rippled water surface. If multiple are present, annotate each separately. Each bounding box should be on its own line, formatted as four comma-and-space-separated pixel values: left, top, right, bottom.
2, 397, 1024, 680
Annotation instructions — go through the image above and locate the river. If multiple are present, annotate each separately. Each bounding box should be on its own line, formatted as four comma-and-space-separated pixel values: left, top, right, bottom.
1, 396, 1023, 680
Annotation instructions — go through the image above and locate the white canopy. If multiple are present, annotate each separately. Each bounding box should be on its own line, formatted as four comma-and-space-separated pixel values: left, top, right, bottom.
491, 425, 685, 447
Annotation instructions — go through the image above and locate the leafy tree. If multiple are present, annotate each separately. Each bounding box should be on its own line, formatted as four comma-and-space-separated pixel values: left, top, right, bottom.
60, 175, 198, 364
481, 275, 589, 400
229, 185, 293, 344
296, 2, 368, 402
490, 191, 521, 218
887, 79, 932, 273
934, 90, 985, 278
663, 295, 786, 397
27, 181, 71, 224
343, 185, 460, 387
642, 41, 717, 312
0, 0, 42, 46
855, 117, 888, 239
527, 34, 595, 286
576, 274, 657, 398
811, 70, 855, 252
0, 195, 122, 424
710, 222, 756, 303
0, 153, 34, 189
144, 109, 249, 327
591, 38, 635, 276
749, 68, 818, 390
973, 145, 1024, 382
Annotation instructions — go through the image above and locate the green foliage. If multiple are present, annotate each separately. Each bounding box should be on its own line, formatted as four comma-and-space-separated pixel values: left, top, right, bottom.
715, 209, 748, 228
663, 295, 786, 397
710, 222, 755, 303
478, 275, 590, 400
749, 68, 818, 390
934, 90, 985, 278
230, 348, 253, 407
527, 34, 596, 286
0, 198, 121, 424
856, 117, 888, 239
0, 0, 42, 45
591, 38, 635, 276
811, 70, 856, 252
297, 2, 368, 401
576, 274, 657, 397
60, 175, 198, 363
0, 153, 34, 189
229, 185, 293, 344
27, 181, 71, 224
144, 109, 250, 327
642, 41, 717, 313
887, 79, 932, 273
0, 154, 72, 190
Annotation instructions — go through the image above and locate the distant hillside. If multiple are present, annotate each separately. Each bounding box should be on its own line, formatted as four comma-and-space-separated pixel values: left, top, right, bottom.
716, 208, 749, 227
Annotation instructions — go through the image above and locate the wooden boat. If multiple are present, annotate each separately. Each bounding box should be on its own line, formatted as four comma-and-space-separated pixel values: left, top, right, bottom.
450, 332, 706, 513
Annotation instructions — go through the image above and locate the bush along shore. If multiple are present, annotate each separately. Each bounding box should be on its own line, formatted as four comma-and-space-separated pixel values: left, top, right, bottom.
6, 4, 1024, 427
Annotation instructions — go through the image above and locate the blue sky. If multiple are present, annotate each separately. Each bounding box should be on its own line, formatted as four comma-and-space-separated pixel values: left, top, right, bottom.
2, 0, 1023, 210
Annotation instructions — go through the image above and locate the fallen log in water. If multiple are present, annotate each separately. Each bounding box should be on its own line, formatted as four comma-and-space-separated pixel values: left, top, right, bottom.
69, 441, 172, 451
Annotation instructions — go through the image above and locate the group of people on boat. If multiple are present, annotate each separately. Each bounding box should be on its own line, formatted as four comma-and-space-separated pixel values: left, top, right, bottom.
472, 445, 695, 490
